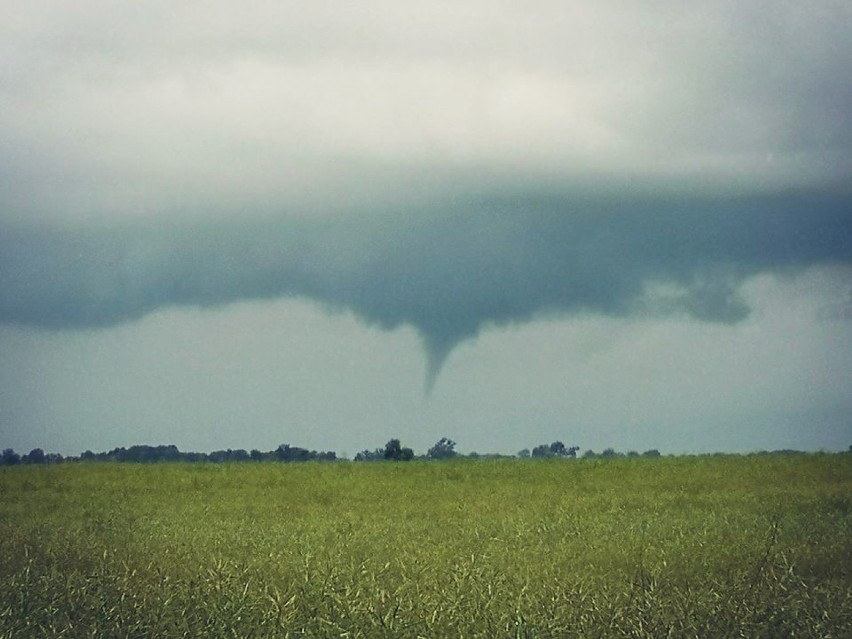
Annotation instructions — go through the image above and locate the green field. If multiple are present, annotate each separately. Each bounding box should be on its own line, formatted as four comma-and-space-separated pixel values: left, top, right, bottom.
1, 454, 850, 638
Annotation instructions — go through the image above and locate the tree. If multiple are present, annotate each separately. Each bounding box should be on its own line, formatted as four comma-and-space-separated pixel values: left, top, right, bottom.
517, 448, 531, 458
383, 439, 414, 461
228, 449, 250, 462
427, 437, 457, 460
24, 448, 46, 464
531, 442, 579, 459
2, 448, 20, 465
159, 445, 181, 462
276, 444, 312, 462
531, 444, 551, 458
549, 442, 580, 458
355, 448, 384, 462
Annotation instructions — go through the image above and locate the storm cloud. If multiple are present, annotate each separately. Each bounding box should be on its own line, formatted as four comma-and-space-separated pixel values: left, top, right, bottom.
2, 1, 852, 455
3, 189, 851, 388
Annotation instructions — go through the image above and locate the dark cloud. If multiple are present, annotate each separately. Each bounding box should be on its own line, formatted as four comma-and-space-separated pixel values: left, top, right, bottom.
3, 190, 850, 388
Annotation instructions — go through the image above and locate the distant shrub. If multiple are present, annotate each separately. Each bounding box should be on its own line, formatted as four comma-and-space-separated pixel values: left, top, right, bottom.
383, 439, 414, 461
427, 437, 457, 460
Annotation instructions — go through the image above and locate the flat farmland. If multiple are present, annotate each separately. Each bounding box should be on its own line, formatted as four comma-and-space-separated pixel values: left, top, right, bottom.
1, 454, 850, 638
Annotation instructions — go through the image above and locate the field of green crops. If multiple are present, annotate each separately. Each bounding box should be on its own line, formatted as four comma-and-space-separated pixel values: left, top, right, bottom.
1, 454, 850, 638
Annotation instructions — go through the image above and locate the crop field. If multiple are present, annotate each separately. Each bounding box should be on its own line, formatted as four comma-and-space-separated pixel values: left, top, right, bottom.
1, 454, 850, 638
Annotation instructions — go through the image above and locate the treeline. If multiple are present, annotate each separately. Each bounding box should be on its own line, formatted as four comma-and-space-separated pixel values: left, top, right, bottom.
0, 444, 337, 466
517, 445, 662, 459
0, 439, 458, 465
0, 439, 825, 467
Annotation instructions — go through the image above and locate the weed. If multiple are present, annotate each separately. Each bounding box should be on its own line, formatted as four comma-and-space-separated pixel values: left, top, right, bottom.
0, 455, 850, 637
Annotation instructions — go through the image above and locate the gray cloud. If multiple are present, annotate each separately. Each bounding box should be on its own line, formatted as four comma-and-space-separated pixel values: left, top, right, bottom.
2, 0, 852, 393
3, 190, 850, 388
3, 0, 852, 460
2, 1, 851, 224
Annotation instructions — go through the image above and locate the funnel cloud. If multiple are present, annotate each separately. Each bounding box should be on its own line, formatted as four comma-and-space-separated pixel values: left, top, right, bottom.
2, 192, 851, 387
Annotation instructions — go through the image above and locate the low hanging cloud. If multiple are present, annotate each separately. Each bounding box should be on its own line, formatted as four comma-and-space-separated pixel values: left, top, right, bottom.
3, 190, 851, 389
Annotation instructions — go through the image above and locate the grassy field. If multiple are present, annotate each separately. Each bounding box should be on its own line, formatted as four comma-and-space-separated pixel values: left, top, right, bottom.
1, 454, 850, 638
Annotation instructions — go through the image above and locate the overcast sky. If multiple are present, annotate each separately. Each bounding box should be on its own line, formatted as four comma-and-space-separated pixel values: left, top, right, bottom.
2, 1, 851, 457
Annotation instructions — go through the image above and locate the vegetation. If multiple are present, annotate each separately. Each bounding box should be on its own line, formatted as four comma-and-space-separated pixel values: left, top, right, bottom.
1, 453, 850, 638
0, 443, 339, 465
427, 437, 457, 460
1, 440, 679, 466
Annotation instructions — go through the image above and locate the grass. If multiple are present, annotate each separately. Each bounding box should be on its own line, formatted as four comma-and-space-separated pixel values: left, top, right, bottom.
1, 454, 850, 637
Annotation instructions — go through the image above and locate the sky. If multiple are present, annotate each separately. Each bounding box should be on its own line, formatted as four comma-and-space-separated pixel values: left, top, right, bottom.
1, 1, 851, 457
